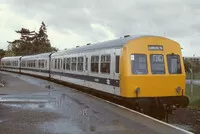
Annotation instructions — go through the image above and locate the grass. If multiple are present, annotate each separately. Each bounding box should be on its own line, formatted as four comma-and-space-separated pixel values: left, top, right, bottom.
186, 84, 200, 109
186, 72, 200, 79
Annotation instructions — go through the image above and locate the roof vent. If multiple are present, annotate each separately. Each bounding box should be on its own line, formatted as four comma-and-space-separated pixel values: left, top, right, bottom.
124, 35, 130, 38
87, 43, 91, 45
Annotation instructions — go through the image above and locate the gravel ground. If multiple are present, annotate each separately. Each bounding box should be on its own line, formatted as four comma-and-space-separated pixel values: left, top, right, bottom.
169, 108, 200, 134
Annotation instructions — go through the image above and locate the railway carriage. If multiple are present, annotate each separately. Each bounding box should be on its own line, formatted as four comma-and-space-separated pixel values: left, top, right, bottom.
50, 35, 189, 115
21, 53, 52, 77
0, 35, 189, 118
51, 43, 121, 96
1, 56, 22, 72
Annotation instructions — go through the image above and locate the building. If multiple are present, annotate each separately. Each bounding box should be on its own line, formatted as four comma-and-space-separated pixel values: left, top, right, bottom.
183, 57, 200, 73
184, 57, 200, 63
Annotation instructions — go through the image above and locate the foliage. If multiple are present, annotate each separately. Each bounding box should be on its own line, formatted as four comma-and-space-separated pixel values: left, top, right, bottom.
4, 50, 15, 57
7, 22, 57, 56
184, 59, 192, 73
184, 58, 200, 76
0, 49, 5, 58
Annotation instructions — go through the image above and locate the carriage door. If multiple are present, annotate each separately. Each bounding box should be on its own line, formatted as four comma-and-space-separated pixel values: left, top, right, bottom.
113, 49, 121, 95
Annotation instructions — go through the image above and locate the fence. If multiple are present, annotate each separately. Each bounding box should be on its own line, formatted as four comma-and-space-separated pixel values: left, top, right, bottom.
186, 84, 200, 109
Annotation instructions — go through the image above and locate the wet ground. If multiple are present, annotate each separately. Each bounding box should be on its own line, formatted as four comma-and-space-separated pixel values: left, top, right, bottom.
0, 71, 195, 134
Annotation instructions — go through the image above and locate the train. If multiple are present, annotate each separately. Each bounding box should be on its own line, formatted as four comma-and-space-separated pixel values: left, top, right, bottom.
0, 35, 189, 119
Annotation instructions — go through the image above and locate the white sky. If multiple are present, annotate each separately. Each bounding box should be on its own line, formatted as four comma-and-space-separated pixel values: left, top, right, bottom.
0, 1, 200, 57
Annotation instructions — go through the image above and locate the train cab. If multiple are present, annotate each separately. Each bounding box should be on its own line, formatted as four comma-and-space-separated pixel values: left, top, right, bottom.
120, 36, 189, 115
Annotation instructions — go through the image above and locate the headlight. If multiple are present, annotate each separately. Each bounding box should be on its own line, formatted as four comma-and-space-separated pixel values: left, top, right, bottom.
176, 86, 181, 94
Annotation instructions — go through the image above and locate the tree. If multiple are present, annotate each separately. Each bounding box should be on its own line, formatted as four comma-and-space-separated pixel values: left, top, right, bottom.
33, 22, 57, 53
4, 50, 15, 57
0, 49, 5, 58
7, 22, 57, 56
184, 59, 192, 73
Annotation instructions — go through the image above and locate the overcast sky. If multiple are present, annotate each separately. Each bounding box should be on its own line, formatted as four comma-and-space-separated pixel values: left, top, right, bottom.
0, 0, 199, 56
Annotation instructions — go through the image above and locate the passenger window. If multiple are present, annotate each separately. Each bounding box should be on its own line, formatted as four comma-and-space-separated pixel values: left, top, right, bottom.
38, 60, 40, 68
7, 61, 10, 66
21, 61, 25, 67
101, 55, 110, 73
39, 60, 45, 68
167, 54, 182, 74
115, 56, 120, 73
39, 60, 41, 68
91, 56, 99, 73
45, 60, 47, 68
85, 57, 88, 71
42, 60, 44, 68
131, 54, 148, 74
77, 57, 83, 71
58, 59, 60, 69
33, 60, 35, 67
71, 57, 77, 71
150, 54, 165, 74
60, 59, 62, 69
55, 59, 57, 69
63, 58, 66, 69
66, 58, 71, 70
13, 61, 17, 66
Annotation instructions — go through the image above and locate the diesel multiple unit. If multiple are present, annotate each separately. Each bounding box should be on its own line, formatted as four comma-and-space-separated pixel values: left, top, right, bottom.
0, 35, 189, 118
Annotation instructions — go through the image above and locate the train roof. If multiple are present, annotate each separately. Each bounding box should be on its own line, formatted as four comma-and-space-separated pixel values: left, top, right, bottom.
1, 52, 53, 61
51, 35, 146, 57
51, 35, 173, 57
21, 52, 52, 60
1, 56, 22, 61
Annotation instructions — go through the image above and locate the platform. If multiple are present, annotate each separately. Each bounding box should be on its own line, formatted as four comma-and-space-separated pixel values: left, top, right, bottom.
0, 71, 193, 134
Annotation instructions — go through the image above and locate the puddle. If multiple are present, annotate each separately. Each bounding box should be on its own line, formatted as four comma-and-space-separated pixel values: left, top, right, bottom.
0, 94, 57, 111
41, 119, 84, 134
0, 94, 55, 103
0, 120, 6, 123
0, 98, 49, 103
2, 103, 55, 110
0, 83, 4, 87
